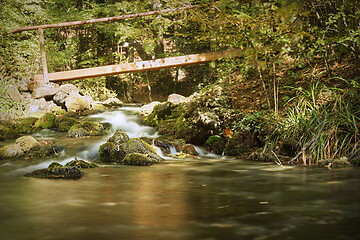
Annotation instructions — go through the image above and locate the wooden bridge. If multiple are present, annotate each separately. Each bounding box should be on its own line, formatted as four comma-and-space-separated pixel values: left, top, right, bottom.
12, 5, 243, 83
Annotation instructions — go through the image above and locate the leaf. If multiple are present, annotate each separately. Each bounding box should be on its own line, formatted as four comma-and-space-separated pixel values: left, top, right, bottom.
223, 127, 234, 138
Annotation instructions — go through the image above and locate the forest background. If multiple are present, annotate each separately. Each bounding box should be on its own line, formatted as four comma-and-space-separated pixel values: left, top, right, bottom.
0, 0, 359, 164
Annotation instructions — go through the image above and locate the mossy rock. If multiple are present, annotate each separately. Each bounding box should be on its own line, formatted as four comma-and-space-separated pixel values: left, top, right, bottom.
15, 117, 38, 134
121, 153, 161, 166
0, 144, 24, 159
98, 142, 125, 163
24, 166, 84, 179
318, 158, 352, 168
67, 121, 106, 138
121, 138, 162, 161
28, 141, 65, 158
34, 113, 56, 129
180, 144, 198, 155
48, 162, 63, 169
65, 159, 99, 168
205, 135, 226, 155
108, 129, 130, 145
0, 124, 19, 139
15, 136, 41, 153
143, 102, 173, 127
56, 116, 79, 132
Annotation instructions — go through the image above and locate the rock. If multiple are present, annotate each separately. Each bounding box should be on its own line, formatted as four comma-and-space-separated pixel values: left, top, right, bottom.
15, 117, 38, 134
28, 141, 64, 158
59, 84, 79, 95
99, 142, 124, 163
168, 94, 188, 105
24, 165, 84, 179
180, 144, 198, 155
5, 84, 22, 102
34, 113, 56, 129
108, 129, 130, 145
27, 81, 38, 91
48, 162, 63, 169
15, 136, 40, 153
65, 159, 99, 168
248, 151, 277, 162
205, 135, 226, 155
143, 102, 172, 126
103, 97, 123, 107
121, 153, 161, 166
65, 94, 91, 112
32, 82, 60, 99
91, 103, 106, 111
0, 144, 24, 159
121, 138, 163, 162
17, 77, 30, 92
140, 101, 161, 116
53, 91, 68, 107
55, 116, 79, 132
98, 136, 163, 164
67, 121, 107, 138
24, 98, 60, 118
0, 123, 19, 139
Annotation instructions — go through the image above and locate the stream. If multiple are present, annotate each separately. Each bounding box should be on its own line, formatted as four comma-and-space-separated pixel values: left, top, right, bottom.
0, 106, 359, 240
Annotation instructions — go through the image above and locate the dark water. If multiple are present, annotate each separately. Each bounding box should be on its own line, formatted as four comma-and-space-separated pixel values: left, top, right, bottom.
0, 108, 359, 240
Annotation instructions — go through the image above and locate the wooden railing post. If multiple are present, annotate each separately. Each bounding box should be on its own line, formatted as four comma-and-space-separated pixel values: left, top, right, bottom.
38, 28, 48, 82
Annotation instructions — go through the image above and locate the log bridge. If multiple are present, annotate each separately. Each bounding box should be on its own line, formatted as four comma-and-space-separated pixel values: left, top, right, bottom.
12, 5, 243, 83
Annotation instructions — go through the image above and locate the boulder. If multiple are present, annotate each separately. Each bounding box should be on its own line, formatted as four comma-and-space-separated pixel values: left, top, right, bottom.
65, 94, 91, 112
0, 123, 19, 140
121, 138, 163, 162
32, 82, 60, 99
53, 91, 68, 107
5, 84, 22, 102
59, 84, 79, 95
15, 117, 38, 134
103, 97, 123, 107
15, 136, 40, 153
180, 144, 198, 155
17, 77, 30, 92
122, 153, 161, 166
34, 113, 56, 129
55, 116, 79, 132
0, 144, 24, 159
168, 94, 188, 105
24, 98, 63, 118
67, 121, 107, 138
205, 135, 226, 155
24, 164, 84, 179
65, 159, 99, 168
108, 129, 130, 145
140, 101, 161, 116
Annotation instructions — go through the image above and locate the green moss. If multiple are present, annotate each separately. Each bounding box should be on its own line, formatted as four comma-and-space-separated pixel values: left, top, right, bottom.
98, 142, 124, 163
48, 162, 63, 169
108, 129, 130, 145
121, 153, 161, 166
56, 116, 79, 132
15, 117, 38, 134
205, 135, 226, 155
65, 159, 99, 168
24, 166, 84, 179
67, 121, 107, 138
34, 113, 56, 129
0, 124, 19, 139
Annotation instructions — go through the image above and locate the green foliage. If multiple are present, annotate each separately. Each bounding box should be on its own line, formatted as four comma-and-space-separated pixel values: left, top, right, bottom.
267, 81, 360, 164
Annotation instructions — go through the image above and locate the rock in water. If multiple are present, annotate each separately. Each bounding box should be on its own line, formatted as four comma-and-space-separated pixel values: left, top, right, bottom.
0, 144, 24, 159
122, 153, 161, 166
168, 94, 188, 105
32, 82, 60, 99
15, 136, 41, 153
24, 166, 84, 179
140, 101, 161, 116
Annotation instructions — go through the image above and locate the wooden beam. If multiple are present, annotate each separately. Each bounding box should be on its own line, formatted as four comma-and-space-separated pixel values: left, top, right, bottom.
33, 49, 243, 82
12, 5, 202, 33
38, 28, 49, 82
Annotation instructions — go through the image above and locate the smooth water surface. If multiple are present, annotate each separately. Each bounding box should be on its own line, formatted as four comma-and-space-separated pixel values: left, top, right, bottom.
0, 107, 359, 240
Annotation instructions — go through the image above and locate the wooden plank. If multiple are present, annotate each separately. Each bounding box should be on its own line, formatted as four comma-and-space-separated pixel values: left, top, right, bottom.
33, 49, 243, 82
12, 5, 202, 33
38, 28, 49, 82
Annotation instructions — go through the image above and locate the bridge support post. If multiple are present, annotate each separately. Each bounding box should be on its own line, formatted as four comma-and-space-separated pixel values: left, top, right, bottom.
38, 28, 48, 83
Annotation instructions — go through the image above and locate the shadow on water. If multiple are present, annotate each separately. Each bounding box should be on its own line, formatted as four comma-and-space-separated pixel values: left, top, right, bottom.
1, 107, 360, 240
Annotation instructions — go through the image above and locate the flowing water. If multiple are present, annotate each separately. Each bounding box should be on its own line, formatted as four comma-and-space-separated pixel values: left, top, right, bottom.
0, 106, 359, 240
